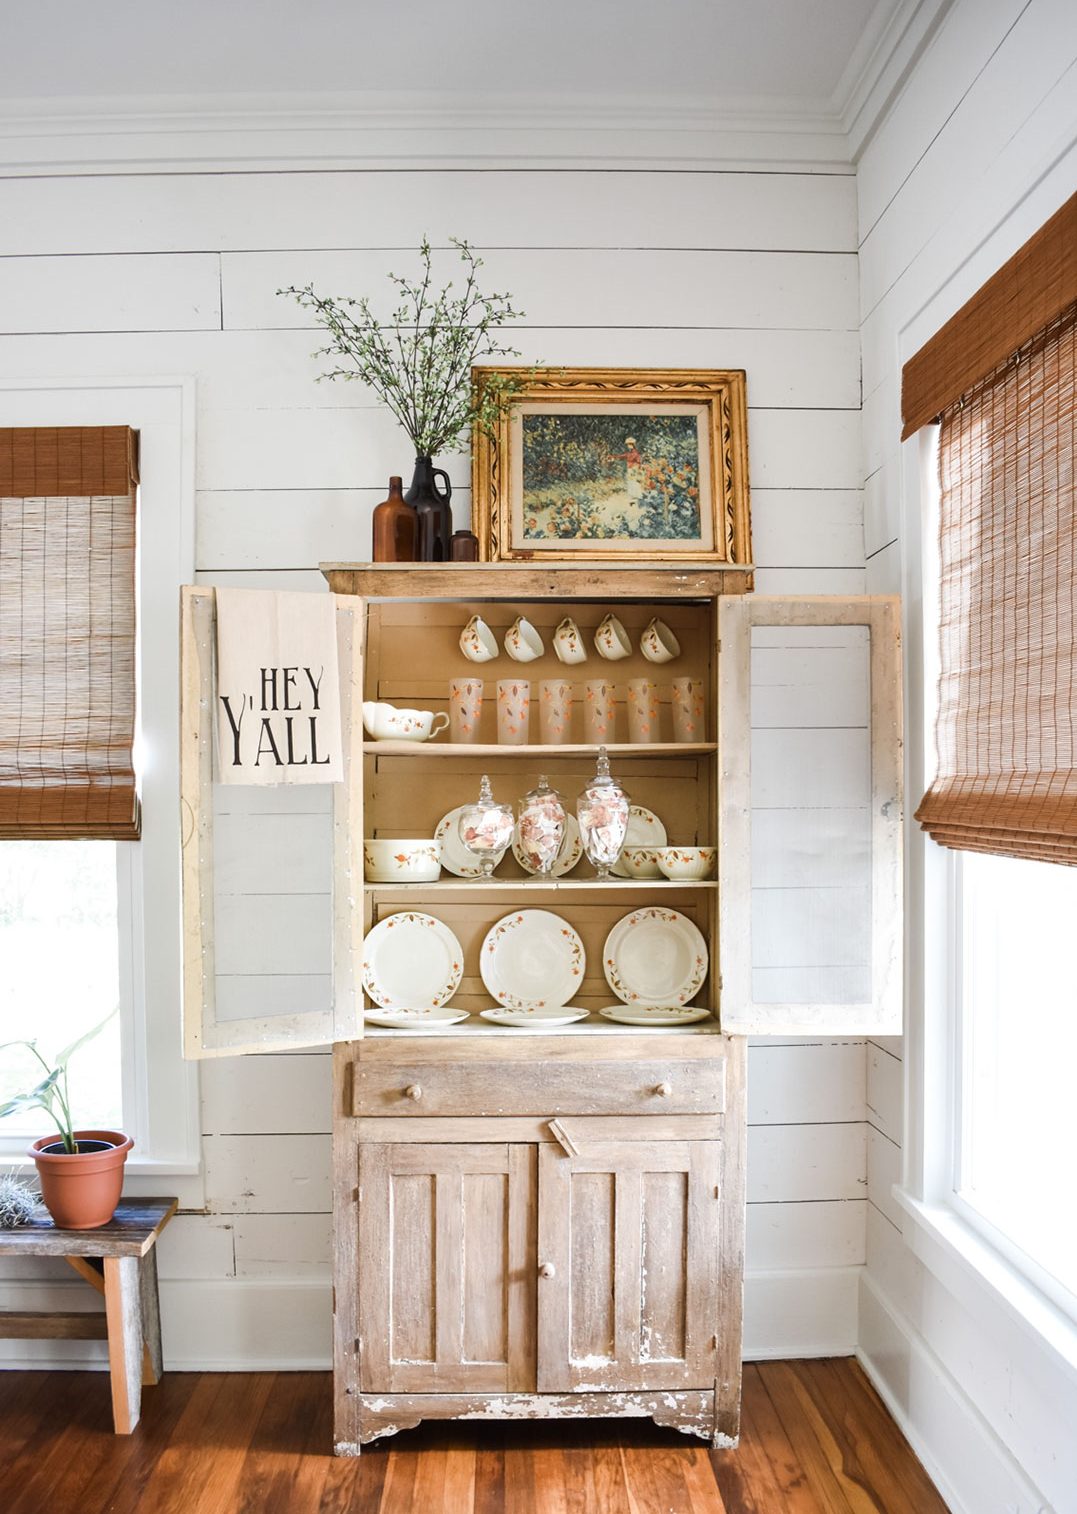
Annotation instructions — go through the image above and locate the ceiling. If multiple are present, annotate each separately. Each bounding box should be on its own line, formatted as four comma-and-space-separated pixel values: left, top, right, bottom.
3, 0, 899, 110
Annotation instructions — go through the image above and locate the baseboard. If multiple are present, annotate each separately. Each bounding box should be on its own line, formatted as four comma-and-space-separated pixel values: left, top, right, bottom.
0, 1267, 859, 1372
857, 1273, 1052, 1514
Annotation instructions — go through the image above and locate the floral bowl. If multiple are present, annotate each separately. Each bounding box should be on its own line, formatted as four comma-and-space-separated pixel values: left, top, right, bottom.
618, 846, 662, 879
364, 839, 442, 883
655, 846, 716, 881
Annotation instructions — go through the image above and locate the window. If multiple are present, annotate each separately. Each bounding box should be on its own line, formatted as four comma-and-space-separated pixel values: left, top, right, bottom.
0, 841, 124, 1138
956, 849, 1077, 1310
0, 382, 199, 1197
901, 193, 1077, 1356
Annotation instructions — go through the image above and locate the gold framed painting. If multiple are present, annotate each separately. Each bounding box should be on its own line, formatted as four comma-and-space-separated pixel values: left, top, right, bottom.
471, 367, 750, 564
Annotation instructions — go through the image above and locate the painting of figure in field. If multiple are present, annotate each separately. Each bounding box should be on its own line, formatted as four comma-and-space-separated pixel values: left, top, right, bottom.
520, 412, 705, 542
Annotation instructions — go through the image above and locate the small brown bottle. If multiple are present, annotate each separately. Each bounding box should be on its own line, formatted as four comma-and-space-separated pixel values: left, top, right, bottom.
371, 476, 417, 562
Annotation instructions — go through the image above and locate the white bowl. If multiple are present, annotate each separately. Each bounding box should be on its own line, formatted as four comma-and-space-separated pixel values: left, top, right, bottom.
363, 838, 443, 883
655, 846, 716, 881
619, 846, 662, 879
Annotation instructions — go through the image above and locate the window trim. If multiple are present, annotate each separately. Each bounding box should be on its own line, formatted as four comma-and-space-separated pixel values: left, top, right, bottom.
899, 423, 1077, 1382
0, 377, 202, 1205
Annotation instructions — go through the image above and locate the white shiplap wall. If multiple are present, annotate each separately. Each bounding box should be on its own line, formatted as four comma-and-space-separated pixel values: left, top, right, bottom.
0, 163, 868, 1365
860, 1, 1077, 1510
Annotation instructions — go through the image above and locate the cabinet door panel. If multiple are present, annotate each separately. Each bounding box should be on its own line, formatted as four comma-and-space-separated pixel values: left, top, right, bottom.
718, 595, 902, 1036
358, 1142, 535, 1393
179, 586, 364, 1056
537, 1141, 720, 1392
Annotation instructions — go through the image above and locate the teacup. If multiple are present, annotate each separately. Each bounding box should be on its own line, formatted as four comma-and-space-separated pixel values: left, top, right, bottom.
361, 701, 450, 742
619, 846, 662, 879
640, 618, 681, 664
460, 615, 499, 663
656, 846, 716, 881
364, 839, 442, 883
594, 613, 632, 661
505, 616, 544, 662
553, 617, 588, 665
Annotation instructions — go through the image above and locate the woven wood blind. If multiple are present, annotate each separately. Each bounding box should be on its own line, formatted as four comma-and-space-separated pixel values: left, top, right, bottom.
914, 307, 1077, 861
902, 191, 1077, 439
0, 427, 140, 839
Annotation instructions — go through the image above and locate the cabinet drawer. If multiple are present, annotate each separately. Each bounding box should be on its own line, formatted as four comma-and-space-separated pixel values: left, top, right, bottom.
352, 1058, 725, 1117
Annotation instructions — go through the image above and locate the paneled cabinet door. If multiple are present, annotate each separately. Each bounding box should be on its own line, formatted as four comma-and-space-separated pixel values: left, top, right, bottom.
718, 595, 903, 1037
536, 1141, 721, 1392
358, 1143, 536, 1394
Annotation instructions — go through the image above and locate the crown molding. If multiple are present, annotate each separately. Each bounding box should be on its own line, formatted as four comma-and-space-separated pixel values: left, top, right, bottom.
837, 0, 956, 159
0, 7, 955, 181
0, 89, 853, 176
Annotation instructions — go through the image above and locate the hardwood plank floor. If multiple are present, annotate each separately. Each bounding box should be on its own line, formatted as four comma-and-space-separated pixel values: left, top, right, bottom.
0, 1359, 949, 1513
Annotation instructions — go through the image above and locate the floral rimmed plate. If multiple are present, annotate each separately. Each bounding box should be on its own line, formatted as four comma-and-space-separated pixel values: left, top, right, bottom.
597, 1004, 712, 1027
511, 812, 583, 877
480, 909, 586, 1011
610, 806, 667, 879
362, 912, 463, 1008
602, 907, 708, 1006
480, 1006, 590, 1028
363, 1006, 470, 1029
434, 805, 487, 878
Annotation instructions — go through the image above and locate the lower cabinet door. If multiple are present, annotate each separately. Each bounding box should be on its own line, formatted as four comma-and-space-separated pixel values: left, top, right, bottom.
536, 1140, 721, 1392
358, 1142, 536, 1393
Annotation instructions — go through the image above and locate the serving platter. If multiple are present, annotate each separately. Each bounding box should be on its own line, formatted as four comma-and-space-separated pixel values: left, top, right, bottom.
480, 1006, 590, 1028
597, 1004, 712, 1027
363, 1006, 470, 1029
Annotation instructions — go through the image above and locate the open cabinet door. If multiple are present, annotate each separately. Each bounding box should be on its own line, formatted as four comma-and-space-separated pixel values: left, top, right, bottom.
718, 596, 902, 1037
179, 587, 364, 1056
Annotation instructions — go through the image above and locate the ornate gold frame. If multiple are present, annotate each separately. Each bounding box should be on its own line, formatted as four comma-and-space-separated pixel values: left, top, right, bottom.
471, 367, 751, 564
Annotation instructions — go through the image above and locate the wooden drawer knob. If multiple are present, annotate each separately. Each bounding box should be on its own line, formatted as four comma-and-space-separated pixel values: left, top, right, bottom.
538, 1261, 556, 1279
404, 1083, 423, 1101
654, 1081, 673, 1098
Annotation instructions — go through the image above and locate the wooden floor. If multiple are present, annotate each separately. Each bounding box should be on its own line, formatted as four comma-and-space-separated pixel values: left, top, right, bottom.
0, 1359, 949, 1513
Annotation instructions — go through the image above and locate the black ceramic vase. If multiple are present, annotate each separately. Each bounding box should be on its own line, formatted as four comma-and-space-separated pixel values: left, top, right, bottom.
405, 456, 453, 562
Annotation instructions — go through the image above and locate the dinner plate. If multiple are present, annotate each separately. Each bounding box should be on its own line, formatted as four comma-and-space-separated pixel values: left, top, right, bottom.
363, 1006, 470, 1029
511, 812, 583, 876
435, 805, 487, 878
609, 805, 668, 878
362, 912, 464, 1008
480, 909, 586, 1010
602, 907, 708, 1006
597, 1004, 712, 1027
480, 1006, 591, 1028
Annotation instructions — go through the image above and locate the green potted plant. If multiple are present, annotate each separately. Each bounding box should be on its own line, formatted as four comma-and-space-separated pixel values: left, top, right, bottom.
279, 236, 528, 561
0, 1011, 131, 1230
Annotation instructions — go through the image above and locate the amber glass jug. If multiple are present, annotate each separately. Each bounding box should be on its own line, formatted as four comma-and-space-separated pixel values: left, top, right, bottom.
371, 475, 417, 562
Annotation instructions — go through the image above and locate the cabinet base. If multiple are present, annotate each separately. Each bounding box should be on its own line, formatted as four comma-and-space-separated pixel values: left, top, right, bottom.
337, 1388, 737, 1454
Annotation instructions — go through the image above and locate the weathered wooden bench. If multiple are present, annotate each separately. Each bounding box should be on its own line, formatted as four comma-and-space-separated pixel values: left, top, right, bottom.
0, 1197, 177, 1433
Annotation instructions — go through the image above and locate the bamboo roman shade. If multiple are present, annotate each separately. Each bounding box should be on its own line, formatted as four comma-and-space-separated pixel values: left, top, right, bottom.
913, 300, 1077, 861
902, 191, 1077, 439
0, 426, 141, 839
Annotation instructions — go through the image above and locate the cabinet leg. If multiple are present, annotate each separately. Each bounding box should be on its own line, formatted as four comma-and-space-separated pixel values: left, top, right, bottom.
103, 1256, 144, 1434
139, 1249, 163, 1386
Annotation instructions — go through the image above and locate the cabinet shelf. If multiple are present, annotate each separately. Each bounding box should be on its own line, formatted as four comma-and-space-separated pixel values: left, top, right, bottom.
363, 741, 716, 757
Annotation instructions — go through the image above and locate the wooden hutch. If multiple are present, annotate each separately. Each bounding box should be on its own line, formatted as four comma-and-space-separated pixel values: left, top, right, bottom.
180, 562, 901, 1455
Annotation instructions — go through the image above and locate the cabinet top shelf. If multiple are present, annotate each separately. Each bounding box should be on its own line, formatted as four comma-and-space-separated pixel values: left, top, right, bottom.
364, 741, 716, 757
322, 561, 753, 600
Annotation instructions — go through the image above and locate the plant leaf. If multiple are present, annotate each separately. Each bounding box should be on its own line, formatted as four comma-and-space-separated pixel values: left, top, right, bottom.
54, 1007, 118, 1070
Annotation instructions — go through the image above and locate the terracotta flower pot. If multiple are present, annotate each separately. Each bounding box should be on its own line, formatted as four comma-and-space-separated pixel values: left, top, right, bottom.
28, 1129, 133, 1230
